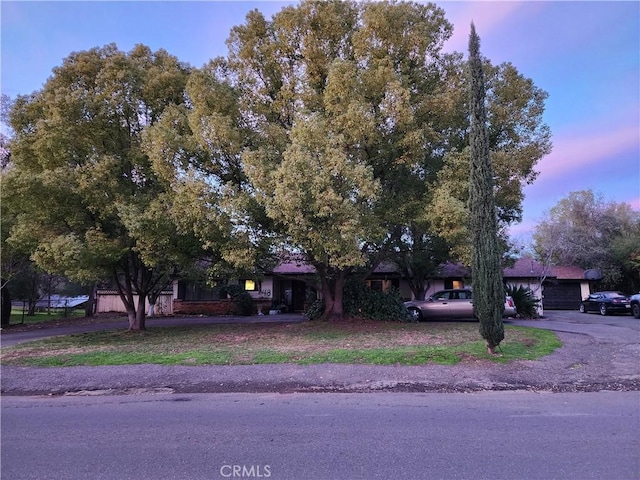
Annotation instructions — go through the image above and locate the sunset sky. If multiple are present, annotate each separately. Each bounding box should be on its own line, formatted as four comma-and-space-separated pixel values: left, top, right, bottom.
2, 1, 638, 242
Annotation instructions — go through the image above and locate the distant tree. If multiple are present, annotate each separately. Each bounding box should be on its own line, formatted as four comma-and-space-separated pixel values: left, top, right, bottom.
3, 44, 197, 330
468, 24, 504, 354
1, 125, 15, 326
533, 190, 640, 292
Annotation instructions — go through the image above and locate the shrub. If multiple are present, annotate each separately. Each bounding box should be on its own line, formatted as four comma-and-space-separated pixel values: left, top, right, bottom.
220, 284, 256, 316
505, 284, 540, 319
303, 280, 413, 322
343, 278, 413, 322
305, 299, 325, 321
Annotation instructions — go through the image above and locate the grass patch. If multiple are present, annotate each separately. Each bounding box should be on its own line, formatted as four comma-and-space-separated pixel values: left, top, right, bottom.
1, 321, 562, 367
455, 327, 562, 363
8, 308, 86, 325
302, 346, 460, 365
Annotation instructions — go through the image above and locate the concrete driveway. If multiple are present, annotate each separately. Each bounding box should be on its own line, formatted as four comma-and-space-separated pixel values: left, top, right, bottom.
508, 309, 640, 342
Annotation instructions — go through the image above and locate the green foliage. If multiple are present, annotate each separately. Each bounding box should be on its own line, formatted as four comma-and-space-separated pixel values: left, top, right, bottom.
343, 278, 413, 322
219, 283, 256, 316
305, 299, 326, 321
3, 44, 199, 330
140, 0, 549, 321
468, 24, 504, 350
505, 284, 540, 319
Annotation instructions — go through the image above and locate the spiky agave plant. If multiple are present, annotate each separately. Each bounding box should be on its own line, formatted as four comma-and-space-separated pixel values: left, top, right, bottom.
505, 284, 540, 319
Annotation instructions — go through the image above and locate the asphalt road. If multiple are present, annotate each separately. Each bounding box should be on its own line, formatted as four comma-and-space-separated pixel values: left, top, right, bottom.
2, 391, 638, 480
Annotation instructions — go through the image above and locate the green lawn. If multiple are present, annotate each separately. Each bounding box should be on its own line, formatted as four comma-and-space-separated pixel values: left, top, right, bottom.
1, 320, 562, 367
8, 307, 86, 325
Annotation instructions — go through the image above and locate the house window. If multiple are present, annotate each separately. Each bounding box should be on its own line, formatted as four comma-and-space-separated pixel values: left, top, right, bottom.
445, 279, 464, 290
243, 280, 258, 291
366, 279, 400, 293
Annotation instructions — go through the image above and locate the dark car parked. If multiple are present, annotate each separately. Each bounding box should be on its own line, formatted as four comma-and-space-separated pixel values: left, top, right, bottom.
579, 291, 631, 316
630, 293, 640, 319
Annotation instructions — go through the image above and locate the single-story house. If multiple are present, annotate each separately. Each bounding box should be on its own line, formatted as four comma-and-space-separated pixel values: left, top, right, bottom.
95, 257, 588, 316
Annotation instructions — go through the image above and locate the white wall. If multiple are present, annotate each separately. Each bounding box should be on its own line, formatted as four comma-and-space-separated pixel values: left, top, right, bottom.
95, 292, 174, 315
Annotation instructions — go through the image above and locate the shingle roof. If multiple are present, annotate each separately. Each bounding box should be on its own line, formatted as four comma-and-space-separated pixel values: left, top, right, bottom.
269, 256, 585, 280
271, 260, 316, 275
502, 257, 585, 280
439, 263, 471, 277
503, 257, 547, 278
551, 265, 586, 280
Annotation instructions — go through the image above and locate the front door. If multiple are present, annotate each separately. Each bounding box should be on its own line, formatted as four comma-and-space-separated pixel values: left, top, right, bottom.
292, 281, 306, 312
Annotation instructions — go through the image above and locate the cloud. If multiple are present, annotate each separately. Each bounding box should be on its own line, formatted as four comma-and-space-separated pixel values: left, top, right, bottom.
535, 125, 639, 181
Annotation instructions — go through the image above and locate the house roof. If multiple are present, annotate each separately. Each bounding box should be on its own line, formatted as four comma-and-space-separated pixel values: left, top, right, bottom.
270, 256, 586, 280
551, 265, 586, 280
503, 257, 585, 280
439, 263, 471, 278
503, 257, 547, 278
271, 260, 317, 275
272, 260, 401, 275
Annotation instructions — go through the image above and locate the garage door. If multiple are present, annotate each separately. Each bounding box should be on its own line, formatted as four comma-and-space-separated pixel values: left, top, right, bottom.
543, 282, 582, 310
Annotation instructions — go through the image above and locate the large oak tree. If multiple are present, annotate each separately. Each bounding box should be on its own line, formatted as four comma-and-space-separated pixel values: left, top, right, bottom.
3, 44, 196, 330
146, 0, 551, 320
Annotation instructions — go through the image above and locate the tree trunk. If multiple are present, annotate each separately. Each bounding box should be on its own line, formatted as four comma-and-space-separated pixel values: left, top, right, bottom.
132, 293, 147, 330
115, 272, 147, 331
84, 284, 96, 317
147, 291, 159, 317
126, 307, 137, 330
410, 279, 429, 301
1, 281, 11, 327
319, 273, 346, 322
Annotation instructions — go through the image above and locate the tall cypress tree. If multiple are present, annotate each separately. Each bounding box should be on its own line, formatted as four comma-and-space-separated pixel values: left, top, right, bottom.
468, 23, 505, 354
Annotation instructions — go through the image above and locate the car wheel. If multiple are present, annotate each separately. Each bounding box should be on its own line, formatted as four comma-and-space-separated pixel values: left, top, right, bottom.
632, 303, 640, 319
579, 304, 586, 313
408, 308, 423, 322
599, 304, 608, 316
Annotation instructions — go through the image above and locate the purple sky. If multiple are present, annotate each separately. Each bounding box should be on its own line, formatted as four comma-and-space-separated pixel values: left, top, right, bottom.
2, 1, 639, 242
